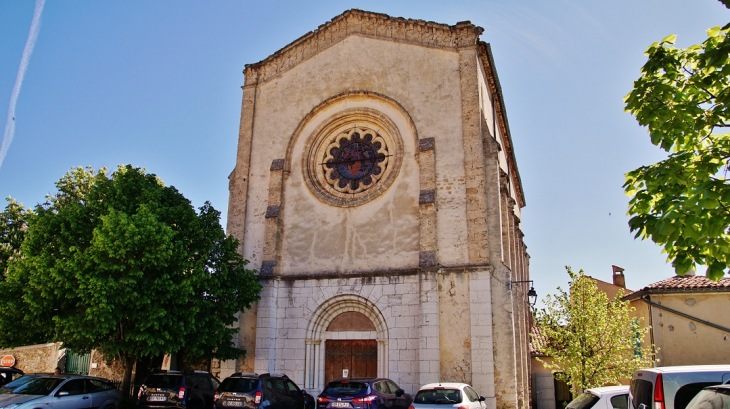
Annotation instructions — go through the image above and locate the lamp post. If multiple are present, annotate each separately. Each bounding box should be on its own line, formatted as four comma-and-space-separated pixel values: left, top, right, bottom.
511, 280, 537, 306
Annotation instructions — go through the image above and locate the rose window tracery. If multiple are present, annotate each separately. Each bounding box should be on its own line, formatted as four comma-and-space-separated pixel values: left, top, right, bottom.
304, 108, 403, 207
323, 128, 389, 193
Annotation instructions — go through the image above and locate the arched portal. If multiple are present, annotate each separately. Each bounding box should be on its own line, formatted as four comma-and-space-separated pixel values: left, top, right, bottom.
304, 295, 389, 391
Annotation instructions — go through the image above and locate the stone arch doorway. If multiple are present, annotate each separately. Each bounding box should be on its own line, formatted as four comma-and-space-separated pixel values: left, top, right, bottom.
304, 295, 389, 392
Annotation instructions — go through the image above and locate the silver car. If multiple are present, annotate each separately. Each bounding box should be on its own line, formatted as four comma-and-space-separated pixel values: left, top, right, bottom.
0, 374, 120, 409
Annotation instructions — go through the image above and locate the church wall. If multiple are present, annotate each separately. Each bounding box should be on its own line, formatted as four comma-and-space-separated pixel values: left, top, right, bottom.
438, 271, 472, 382
253, 274, 425, 395
241, 35, 470, 272
228, 10, 530, 409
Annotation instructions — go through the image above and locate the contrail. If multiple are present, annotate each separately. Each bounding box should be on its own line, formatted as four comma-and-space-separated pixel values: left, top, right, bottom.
0, 0, 46, 171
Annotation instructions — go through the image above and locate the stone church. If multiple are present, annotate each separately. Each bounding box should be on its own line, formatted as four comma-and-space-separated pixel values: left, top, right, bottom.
225, 9, 532, 409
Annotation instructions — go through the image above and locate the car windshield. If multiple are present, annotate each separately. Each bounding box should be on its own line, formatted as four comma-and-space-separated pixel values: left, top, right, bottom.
323, 382, 368, 396
414, 389, 462, 404
144, 374, 183, 388
13, 377, 63, 395
685, 388, 730, 409
4, 376, 40, 390
566, 392, 600, 409
220, 378, 258, 393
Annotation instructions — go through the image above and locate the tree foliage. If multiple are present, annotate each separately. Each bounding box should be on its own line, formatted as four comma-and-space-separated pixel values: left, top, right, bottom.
534, 267, 655, 397
624, 24, 730, 279
0, 198, 32, 276
0, 165, 261, 396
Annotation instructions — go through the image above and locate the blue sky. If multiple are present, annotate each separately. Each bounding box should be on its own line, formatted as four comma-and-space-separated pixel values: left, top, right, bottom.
1, 1, 728, 300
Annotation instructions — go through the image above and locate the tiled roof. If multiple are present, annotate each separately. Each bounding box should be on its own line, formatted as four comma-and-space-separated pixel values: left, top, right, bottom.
623, 275, 730, 300
530, 325, 549, 356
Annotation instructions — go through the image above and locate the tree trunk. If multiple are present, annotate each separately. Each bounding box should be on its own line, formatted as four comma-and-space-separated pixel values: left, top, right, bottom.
121, 354, 137, 406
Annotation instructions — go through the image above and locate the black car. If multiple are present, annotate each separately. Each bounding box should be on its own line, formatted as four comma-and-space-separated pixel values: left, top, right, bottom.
317, 378, 412, 409
138, 370, 221, 409
214, 373, 314, 409
0, 368, 24, 387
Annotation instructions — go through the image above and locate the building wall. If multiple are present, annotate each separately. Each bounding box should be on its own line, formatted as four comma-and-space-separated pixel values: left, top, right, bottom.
247, 270, 494, 398
238, 34, 465, 272
0, 343, 62, 373
642, 293, 730, 366
227, 9, 529, 409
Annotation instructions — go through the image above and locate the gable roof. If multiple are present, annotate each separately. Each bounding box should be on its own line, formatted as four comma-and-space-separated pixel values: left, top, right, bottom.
243, 9, 483, 86
242, 9, 526, 208
623, 275, 730, 301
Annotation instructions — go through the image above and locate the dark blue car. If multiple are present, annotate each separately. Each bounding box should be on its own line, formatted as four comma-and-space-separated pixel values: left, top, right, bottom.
317, 379, 412, 409
214, 373, 313, 409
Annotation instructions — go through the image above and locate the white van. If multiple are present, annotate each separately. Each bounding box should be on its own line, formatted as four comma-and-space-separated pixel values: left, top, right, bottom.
629, 366, 730, 409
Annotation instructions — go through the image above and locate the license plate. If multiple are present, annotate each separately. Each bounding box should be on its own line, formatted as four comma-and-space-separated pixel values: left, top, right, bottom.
149, 395, 167, 402
331, 403, 351, 408
224, 401, 243, 407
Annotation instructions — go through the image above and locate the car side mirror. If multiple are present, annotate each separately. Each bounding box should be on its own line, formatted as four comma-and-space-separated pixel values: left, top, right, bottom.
479, 396, 486, 402
395, 389, 405, 397
58, 391, 69, 397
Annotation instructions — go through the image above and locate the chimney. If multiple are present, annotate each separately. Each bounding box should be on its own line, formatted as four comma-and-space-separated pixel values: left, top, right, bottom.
684, 268, 695, 277
612, 265, 626, 288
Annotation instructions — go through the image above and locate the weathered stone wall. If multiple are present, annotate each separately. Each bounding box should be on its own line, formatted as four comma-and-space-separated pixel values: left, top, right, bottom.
0, 343, 62, 373
87, 351, 127, 381
227, 9, 531, 409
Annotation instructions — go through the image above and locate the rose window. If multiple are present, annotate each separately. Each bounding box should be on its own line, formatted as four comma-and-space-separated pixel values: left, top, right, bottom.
304, 108, 403, 207
323, 129, 388, 193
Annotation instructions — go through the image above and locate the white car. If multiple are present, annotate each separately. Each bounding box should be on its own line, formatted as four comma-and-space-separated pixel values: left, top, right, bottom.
566, 385, 629, 409
409, 383, 486, 409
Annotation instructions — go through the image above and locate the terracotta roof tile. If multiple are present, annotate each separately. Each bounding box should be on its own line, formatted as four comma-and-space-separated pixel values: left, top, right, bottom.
530, 325, 549, 355
642, 275, 730, 290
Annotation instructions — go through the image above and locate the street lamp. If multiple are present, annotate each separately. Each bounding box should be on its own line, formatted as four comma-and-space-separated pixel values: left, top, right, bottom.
511, 280, 537, 306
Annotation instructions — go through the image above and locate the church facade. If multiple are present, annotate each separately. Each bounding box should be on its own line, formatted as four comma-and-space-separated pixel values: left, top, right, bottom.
226, 10, 532, 409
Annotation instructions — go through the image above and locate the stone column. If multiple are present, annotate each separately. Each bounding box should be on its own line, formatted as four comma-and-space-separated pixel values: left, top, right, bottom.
227, 67, 259, 246
458, 45, 489, 265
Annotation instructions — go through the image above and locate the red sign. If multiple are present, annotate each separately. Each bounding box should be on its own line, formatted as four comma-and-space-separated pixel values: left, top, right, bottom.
0, 355, 15, 367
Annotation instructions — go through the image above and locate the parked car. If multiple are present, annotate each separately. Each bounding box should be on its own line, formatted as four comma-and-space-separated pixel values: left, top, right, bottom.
214, 372, 313, 409
684, 385, 730, 409
138, 370, 221, 409
0, 374, 119, 409
409, 383, 485, 409
566, 386, 629, 409
0, 373, 53, 394
0, 368, 24, 387
629, 365, 730, 409
317, 378, 412, 409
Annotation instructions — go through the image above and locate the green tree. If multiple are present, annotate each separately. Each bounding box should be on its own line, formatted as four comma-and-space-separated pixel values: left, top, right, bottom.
534, 267, 655, 397
0, 198, 47, 346
624, 22, 730, 280
0, 197, 32, 276
0, 165, 261, 400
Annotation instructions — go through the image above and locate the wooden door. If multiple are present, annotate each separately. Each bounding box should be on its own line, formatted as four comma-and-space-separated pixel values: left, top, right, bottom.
325, 340, 377, 384
534, 373, 556, 409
